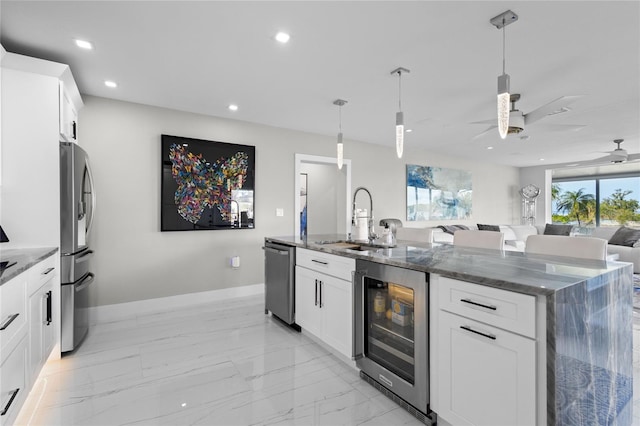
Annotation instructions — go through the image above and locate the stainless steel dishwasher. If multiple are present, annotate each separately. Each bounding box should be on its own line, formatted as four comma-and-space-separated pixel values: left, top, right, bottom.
263, 241, 298, 329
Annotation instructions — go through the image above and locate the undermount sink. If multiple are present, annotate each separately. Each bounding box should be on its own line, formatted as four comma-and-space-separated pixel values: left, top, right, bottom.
312, 240, 396, 253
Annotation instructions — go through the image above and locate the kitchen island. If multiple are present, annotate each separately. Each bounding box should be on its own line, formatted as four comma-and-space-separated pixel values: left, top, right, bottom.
265, 235, 633, 426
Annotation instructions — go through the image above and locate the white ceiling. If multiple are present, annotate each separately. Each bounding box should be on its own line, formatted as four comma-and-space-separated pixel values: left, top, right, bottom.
1, 1, 639, 169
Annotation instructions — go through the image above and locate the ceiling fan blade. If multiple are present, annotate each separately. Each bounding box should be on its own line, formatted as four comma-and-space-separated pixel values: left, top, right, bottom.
523, 95, 584, 125
626, 153, 640, 162
472, 125, 497, 140
470, 118, 496, 125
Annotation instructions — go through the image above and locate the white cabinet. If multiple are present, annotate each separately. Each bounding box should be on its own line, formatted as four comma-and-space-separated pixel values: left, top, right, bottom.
433, 276, 537, 426
295, 248, 355, 358
1, 52, 83, 248
27, 255, 57, 386
59, 81, 78, 142
0, 253, 58, 426
0, 336, 27, 426
0, 273, 28, 426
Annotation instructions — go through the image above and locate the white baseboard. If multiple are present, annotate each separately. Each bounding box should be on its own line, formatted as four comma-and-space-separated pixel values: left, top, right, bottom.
89, 283, 264, 324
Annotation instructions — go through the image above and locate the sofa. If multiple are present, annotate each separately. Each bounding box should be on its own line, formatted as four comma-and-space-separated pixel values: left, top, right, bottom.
422, 224, 640, 273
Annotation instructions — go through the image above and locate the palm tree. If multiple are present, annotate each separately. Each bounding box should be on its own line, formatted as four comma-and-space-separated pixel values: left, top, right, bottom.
555, 188, 595, 226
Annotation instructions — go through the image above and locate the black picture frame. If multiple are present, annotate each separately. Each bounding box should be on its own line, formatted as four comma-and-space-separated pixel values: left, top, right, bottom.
161, 134, 255, 231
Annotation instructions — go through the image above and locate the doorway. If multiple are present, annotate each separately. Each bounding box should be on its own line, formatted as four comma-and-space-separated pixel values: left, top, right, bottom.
294, 154, 351, 238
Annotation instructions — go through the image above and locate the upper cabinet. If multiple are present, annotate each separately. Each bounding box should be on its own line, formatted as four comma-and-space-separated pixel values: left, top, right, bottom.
1, 52, 83, 248
59, 81, 78, 142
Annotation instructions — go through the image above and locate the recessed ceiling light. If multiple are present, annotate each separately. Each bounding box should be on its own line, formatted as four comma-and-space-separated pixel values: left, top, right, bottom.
275, 32, 290, 43
228, 104, 239, 111
539, 158, 545, 161
487, 146, 494, 150
104, 80, 117, 88
405, 129, 413, 133
75, 39, 93, 50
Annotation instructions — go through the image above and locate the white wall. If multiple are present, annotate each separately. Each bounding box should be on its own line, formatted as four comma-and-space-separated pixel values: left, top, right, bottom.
79, 96, 520, 307
300, 162, 346, 235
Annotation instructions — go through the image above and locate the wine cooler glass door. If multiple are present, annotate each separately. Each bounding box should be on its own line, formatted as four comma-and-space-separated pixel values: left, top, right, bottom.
365, 277, 416, 385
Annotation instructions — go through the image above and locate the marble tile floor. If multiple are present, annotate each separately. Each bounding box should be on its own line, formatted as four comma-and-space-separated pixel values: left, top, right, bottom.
14, 294, 640, 425
15, 295, 425, 426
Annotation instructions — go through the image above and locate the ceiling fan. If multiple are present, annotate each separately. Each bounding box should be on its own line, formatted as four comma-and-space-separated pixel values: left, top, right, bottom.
471, 94, 586, 139
577, 139, 640, 166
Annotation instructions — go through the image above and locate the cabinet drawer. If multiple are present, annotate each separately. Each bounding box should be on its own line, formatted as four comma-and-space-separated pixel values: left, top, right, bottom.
296, 248, 355, 281
438, 277, 536, 338
0, 336, 27, 426
27, 255, 57, 295
0, 276, 28, 358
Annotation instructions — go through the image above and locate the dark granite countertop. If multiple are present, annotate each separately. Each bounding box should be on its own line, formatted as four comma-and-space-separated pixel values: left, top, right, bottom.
0, 247, 58, 285
266, 234, 632, 297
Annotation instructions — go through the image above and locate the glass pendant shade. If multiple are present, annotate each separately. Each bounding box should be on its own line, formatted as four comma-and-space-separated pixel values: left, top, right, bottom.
337, 132, 344, 170
497, 73, 510, 139
395, 111, 404, 158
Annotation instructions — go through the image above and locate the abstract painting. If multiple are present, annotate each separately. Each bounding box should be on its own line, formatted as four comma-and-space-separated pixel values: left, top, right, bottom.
161, 134, 255, 231
406, 164, 472, 221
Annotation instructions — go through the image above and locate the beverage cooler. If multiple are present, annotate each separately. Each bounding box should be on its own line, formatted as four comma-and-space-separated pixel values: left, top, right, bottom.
353, 260, 436, 425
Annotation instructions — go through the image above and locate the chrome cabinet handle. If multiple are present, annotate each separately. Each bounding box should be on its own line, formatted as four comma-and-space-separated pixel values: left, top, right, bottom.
42, 267, 55, 275
1, 388, 19, 416
311, 259, 328, 265
460, 298, 497, 311
319, 281, 323, 308
460, 325, 496, 340
0, 313, 19, 331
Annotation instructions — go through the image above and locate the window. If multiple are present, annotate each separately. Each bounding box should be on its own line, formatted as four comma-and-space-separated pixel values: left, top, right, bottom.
552, 174, 640, 229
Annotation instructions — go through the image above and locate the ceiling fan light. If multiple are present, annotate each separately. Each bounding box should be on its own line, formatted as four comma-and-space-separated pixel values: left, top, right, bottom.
396, 111, 404, 158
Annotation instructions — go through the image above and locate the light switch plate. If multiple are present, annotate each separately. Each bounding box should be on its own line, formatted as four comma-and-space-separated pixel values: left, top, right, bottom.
276, 208, 284, 217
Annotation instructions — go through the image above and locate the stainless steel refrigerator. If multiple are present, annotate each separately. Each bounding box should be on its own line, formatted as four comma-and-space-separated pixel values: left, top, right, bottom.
60, 142, 96, 353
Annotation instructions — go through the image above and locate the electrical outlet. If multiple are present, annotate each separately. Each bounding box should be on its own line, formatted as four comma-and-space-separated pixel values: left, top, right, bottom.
276, 208, 284, 217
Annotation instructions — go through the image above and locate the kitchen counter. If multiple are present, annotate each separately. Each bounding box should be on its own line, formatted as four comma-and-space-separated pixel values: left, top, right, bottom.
266, 234, 630, 296
267, 234, 634, 425
0, 247, 58, 285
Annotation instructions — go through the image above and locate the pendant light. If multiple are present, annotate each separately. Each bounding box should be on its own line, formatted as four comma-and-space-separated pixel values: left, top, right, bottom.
391, 67, 410, 158
333, 99, 347, 169
491, 10, 518, 139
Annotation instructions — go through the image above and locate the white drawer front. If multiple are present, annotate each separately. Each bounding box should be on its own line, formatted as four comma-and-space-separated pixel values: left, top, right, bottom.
27, 255, 57, 295
438, 277, 536, 338
296, 248, 355, 281
0, 276, 28, 358
0, 336, 27, 426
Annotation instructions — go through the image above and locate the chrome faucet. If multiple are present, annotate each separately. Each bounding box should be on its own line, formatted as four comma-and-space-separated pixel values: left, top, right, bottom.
230, 200, 241, 228
352, 186, 377, 242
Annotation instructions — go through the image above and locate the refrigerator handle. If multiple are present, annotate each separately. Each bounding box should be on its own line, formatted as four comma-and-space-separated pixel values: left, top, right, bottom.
75, 273, 95, 293
85, 157, 97, 238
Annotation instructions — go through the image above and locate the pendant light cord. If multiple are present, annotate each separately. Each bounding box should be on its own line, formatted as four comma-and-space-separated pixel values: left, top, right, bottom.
502, 18, 506, 75
398, 71, 403, 111
339, 104, 342, 133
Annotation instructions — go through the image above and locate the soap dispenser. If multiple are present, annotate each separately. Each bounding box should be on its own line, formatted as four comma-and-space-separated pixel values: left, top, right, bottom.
383, 223, 393, 245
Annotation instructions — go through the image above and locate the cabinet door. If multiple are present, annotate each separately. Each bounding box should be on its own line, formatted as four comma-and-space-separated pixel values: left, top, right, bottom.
294, 266, 321, 337
320, 275, 353, 358
28, 289, 45, 381
0, 336, 27, 426
437, 311, 536, 426
41, 280, 55, 361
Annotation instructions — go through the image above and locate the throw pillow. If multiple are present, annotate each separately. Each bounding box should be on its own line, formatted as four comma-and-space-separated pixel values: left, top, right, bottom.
608, 226, 640, 247
543, 223, 573, 236
437, 224, 469, 235
477, 224, 500, 232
